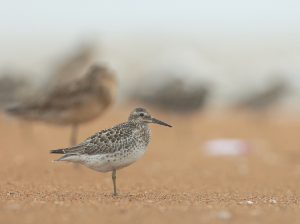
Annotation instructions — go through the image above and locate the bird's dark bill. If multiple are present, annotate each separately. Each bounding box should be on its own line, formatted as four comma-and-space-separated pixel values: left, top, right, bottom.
151, 118, 172, 127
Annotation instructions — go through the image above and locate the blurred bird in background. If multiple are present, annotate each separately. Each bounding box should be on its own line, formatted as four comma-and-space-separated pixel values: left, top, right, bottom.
132, 49, 212, 114
235, 77, 289, 112
51, 43, 96, 84
5, 64, 118, 146
136, 78, 210, 113
0, 43, 96, 112
0, 73, 35, 109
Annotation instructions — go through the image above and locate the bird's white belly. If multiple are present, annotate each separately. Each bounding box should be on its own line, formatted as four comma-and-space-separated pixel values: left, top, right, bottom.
79, 144, 148, 173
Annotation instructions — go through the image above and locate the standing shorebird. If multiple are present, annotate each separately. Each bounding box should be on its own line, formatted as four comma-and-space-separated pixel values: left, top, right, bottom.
50, 108, 172, 196
6, 64, 117, 146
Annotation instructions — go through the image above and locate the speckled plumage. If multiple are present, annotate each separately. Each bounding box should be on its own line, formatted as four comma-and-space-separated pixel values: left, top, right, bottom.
51, 108, 171, 174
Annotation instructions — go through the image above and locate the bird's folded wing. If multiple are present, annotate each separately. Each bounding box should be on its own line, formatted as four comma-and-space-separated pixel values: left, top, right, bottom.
57, 122, 137, 155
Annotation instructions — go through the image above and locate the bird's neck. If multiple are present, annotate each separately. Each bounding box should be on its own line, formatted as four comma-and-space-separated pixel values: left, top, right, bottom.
128, 121, 148, 129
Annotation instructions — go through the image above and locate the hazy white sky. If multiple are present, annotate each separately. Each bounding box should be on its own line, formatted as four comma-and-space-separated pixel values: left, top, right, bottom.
1, 0, 300, 35
1, 0, 300, 100
1, 1, 300, 62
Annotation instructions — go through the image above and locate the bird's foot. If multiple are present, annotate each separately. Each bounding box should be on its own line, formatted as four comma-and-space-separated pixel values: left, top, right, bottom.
112, 193, 133, 197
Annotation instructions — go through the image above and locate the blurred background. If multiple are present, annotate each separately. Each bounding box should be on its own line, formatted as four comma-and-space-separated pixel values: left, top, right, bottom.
1, 1, 300, 223
1, 0, 300, 112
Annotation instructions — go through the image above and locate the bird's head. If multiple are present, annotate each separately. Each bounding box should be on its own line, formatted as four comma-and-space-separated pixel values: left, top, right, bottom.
128, 108, 172, 127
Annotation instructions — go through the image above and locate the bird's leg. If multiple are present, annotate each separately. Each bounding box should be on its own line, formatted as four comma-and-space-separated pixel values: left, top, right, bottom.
70, 123, 78, 146
112, 168, 119, 196
111, 169, 133, 197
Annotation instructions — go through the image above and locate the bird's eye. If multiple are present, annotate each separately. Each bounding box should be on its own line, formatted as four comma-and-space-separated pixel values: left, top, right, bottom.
140, 113, 144, 117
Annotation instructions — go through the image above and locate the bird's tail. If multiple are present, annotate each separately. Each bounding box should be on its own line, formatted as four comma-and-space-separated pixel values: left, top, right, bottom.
50, 149, 65, 154
50, 144, 86, 155
50, 145, 84, 162
50, 149, 67, 162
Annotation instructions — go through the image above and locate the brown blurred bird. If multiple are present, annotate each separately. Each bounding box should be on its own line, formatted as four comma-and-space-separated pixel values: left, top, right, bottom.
6, 64, 118, 146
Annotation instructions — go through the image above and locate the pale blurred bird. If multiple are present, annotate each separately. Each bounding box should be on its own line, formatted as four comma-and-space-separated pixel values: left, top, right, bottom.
6, 64, 118, 146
